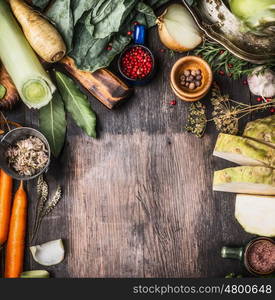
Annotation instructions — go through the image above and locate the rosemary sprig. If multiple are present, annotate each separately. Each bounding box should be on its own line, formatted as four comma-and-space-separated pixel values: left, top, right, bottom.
31, 175, 62, 244
193, 41, 275, 79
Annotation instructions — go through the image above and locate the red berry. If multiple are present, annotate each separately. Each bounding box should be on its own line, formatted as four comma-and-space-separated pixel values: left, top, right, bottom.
257, 97, 262, 102
266, 98, 272, 102
160, 49, 165, 53
219, 70, 225, 75
243, 80, 248, 85
107, 45, 112, 51
228, 64, 233, 68
127, 31, 132, 36
220, 50, 225, 54
133, 21, 139, 25
170, 100, 177, 106
270, 108, 275, 113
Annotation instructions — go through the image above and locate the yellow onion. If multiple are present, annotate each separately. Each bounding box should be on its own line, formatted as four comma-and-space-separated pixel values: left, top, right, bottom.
156, 4, 202, 52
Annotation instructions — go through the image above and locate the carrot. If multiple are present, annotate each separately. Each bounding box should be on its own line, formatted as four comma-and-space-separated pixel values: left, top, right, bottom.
9, 0, 66, 63
0, 169, 13, 247
4, 181, 27, 278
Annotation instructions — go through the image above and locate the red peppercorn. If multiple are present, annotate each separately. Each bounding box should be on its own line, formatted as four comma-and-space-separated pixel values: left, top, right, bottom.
120, 46, 153, 80
170, 100, 177, 106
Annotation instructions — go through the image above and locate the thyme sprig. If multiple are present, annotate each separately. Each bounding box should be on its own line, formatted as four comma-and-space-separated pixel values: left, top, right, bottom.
31, 175, 62, 243
193, 41, 275, 79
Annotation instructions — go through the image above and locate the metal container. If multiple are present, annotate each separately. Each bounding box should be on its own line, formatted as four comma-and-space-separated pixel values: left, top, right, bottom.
221, 237, 275, 276
0, 127, 50, 181
118, 25, 156, 85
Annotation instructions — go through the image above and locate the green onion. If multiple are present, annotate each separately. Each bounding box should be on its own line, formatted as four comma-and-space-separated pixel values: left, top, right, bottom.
0, 1, 55, 109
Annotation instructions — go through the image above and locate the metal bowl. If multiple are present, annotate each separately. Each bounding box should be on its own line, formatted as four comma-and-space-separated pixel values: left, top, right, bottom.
0, 127, 51, 181
183, 0, 275, 64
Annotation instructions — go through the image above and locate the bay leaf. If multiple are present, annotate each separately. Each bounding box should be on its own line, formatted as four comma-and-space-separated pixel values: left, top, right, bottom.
55, 71, 97, 138
39, 90, 67, 157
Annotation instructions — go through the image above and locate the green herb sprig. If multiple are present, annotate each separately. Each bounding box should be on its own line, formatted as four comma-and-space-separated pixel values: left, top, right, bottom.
194, 41, 275, 79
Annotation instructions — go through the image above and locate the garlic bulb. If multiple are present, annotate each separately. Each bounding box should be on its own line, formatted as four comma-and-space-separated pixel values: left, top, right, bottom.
248, 67, 275, 98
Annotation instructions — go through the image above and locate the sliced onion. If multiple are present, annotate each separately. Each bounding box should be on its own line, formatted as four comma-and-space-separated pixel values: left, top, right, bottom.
157, 4, 202, 52
30, 239, 65, 266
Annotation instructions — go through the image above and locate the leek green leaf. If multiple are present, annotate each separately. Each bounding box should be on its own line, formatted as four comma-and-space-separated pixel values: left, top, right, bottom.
39, 90, 67, 157
0, 84, 6, 99
55, 71, 97, 138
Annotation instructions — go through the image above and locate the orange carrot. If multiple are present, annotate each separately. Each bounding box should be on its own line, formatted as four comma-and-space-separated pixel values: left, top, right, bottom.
4, 181, 27, 278
0, 169, 13, 246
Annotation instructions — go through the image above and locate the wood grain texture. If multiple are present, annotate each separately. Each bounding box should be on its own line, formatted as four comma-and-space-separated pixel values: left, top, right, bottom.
1, 22, 269, 278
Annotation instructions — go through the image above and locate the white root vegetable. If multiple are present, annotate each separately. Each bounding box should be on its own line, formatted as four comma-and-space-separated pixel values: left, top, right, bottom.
0, 1, 55, 109
213, 166, 275, 195
156, 4, 202, 52
248, 67, 275, 99
213, 133, 275, 168
235, 194, 275, 237
30, 239, 65, 266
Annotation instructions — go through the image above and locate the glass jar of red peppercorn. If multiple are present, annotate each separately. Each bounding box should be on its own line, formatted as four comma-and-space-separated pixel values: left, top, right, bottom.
118, 25, 155, 85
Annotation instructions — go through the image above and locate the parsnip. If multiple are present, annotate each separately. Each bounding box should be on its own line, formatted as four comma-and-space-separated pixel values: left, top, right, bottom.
9, 0, 66, 63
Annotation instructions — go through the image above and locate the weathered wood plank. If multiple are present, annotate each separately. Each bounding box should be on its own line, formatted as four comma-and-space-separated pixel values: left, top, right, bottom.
1, 23, 264, 278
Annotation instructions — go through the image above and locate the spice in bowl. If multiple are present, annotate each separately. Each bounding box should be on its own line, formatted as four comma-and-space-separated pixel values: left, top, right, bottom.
179, 69, 203, 90
120, 46, 153, 80
246, 239, 275, 275
6, 136, 49, 177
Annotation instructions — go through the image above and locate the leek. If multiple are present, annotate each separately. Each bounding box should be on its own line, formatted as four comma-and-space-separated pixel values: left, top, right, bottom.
0, 0, 55, 109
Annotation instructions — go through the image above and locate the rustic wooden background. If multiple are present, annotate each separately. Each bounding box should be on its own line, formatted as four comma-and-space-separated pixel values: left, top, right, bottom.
1, 9, 270, 278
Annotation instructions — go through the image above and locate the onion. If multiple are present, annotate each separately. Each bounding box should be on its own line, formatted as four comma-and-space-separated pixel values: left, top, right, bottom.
30, 239, 65, 266
156, 4, 202, 52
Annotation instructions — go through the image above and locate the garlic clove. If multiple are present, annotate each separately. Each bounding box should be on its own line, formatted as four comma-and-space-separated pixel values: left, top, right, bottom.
30, 239, 65, 266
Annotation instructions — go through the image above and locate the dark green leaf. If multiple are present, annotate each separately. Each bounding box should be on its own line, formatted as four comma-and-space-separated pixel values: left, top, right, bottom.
39, 90, 67, 157
0, 84, 6, 99
32, 0, 51, 10
135, 2, 156, 28
55, 71, 97, 138
43, 0, 170, 72
46, 0, 74, 51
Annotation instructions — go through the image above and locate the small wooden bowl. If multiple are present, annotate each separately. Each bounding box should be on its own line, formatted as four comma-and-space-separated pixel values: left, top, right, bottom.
170, 56, 213, 102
